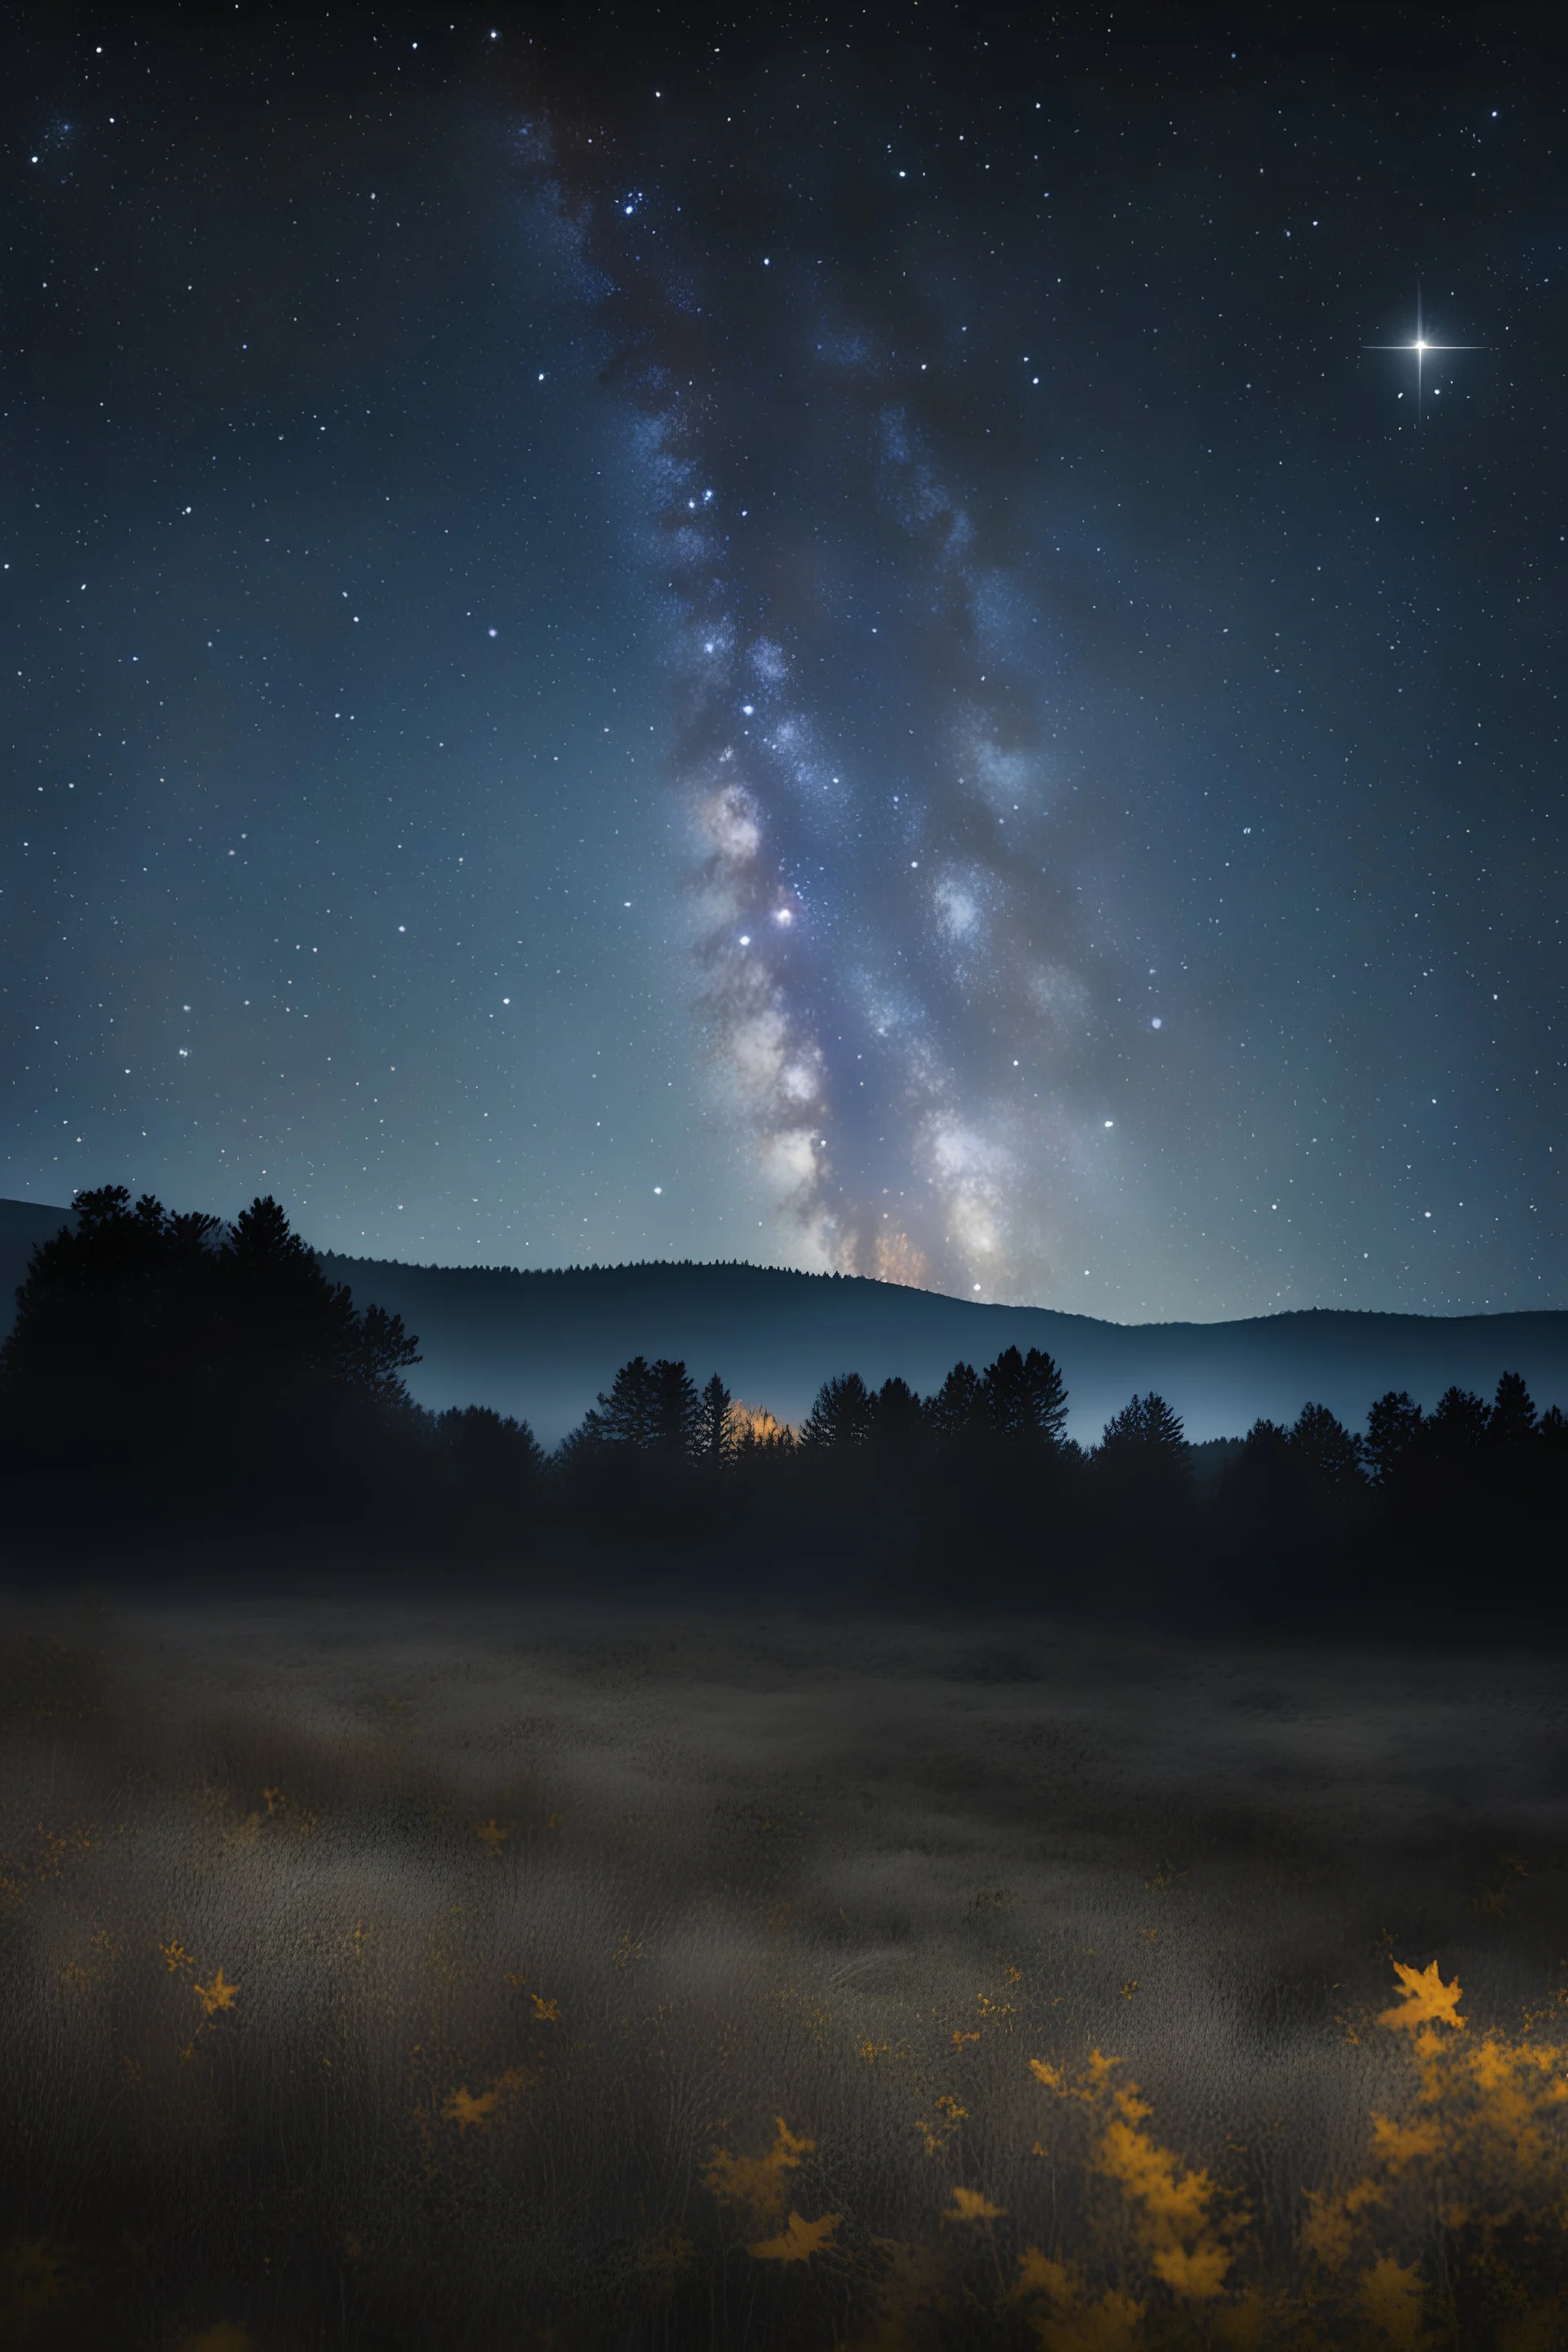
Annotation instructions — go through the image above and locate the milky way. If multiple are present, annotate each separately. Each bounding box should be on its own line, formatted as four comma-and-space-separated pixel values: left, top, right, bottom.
0, 10, 1561, 1317
523, 68, 1147, 1300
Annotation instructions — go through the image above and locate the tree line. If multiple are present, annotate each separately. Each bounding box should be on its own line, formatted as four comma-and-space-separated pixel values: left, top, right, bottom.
2, 1187, 1564, 1615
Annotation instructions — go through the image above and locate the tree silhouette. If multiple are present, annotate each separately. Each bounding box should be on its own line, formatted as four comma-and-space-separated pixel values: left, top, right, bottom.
1094, 1392, 1190, 1530
577, 1356, 702, 1459
800, 1372, 875, 1450
1234, 1417, 1291, 1469
1, 1187, 420, 1409
1426, 1385, 1490, 1467
870, 1375, 924, 1447
1290, 1401, 1365, 1492
436, 1405, 545, 1545
223, 1195, 419, 1399
1487, 1370, 1539, 1454
1098, 1391, 1187, 1464
1217, 1419, 1294, 1521
650, 1358, 702, 1459
578, 1356, 659, 1450
2, 1187, 218, 1400
9, 1181, 1567, 1592
980, 1345, 1068, 1446
927, 1361, 985, 1441
438, 1404, 544, 1478
0, 1186, 421, 1535
1365, 1390, 1423, 1486
697, 1373, 734, 1464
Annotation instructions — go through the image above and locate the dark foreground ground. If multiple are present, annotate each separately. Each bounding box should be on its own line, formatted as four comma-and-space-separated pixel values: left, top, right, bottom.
2, 1591, 1566, 2349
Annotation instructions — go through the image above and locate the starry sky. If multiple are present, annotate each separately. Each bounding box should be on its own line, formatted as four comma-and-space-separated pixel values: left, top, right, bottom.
2, 3, 1562, 1320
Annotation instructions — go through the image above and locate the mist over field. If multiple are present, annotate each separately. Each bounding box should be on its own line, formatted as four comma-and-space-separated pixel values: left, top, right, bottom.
6, 1595, 1568, 2347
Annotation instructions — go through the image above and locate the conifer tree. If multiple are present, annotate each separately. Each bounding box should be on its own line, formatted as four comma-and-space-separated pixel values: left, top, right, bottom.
1365, 1390, 1423, 1484
927, 1361, 984, 1440
1290, 1401, 1365, 1490
800, 1371, 875, 1449
697, 1373, 734, 1463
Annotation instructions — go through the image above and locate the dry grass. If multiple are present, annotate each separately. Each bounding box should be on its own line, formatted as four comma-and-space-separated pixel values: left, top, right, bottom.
2, 1592, 1568, 2347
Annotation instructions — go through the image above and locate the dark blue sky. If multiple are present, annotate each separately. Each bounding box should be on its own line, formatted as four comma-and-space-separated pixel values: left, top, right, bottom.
2, 4, 1562, 1319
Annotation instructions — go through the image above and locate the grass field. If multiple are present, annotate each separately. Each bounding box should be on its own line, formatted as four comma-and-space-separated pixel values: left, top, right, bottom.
2, 1590, 1566, 2348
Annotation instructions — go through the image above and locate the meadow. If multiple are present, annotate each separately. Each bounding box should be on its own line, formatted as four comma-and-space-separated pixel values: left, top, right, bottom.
3, 1592, 1567, 2349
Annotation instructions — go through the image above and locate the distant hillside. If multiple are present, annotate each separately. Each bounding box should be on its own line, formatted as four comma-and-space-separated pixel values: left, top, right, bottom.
0, 1199, 79, 1299
4, 1196, 1566, 1446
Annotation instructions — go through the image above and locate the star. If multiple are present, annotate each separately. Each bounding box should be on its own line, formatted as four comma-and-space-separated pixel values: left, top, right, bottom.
1365, 288, 1486, 417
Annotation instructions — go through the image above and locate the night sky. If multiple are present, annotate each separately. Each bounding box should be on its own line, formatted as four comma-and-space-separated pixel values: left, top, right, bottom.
2, 4, 1562, 1321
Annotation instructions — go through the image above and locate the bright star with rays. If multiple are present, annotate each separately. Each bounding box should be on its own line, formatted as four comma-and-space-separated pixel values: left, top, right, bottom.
1365, 289, 1486, 418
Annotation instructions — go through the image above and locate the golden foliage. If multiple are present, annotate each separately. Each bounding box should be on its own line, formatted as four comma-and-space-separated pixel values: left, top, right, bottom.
1013, 2251, 1147, 2352
1149, 2240, 1232, 2299
945, 2186, 1006, 2223
915, 2091, 969, 2155
187, 2329, 255, 2352
1377, 1957, 1465, 2033
1368, 2113, 1442, 2168
1291, 1958, 1568, 2341
194, 1967, 239, 2016
1027, 2048, 1242, 2315
1300, 2183, 1383, 2270
1356, 2253, 1429, 2348
443, 2069, 530, 2131
474, 1817, 508, 1855
746, 2210, 841, 2262
705, 2118, 814, 2225
730, 1399, 790, 1441
1094, 2115, 1222, 2247
443, 2083, 499, 2130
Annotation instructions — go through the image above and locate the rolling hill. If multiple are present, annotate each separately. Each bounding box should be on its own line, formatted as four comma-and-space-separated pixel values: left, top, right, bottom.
4, 1196, 1565, 1446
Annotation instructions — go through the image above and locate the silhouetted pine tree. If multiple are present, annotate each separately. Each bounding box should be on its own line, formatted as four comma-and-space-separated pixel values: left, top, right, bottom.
649, 1358, 702, 1459
980, 1344, 1069, 1446
577, 1356, 662, 1450
573, 1355, 702, 1459
927, 1361, 985, 1441
1365, 1391, 1423, 1486
800, 1372, 875, 1449
0, 1185, 420, 1538
1289, 1401, 1366, 1492
1098, 1391, 1187, 1464
1426, 1385, 1490, 1464
1213, 1419, 1294, 1531
1094, 1393, 1191, 1528
869, 1375, 925, 1449
1487, 1370, 1539, 1454
697, 1374, 734, 1464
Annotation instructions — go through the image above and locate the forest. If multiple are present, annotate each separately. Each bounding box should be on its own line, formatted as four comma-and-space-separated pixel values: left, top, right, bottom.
2, 1187, 1563, 1619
